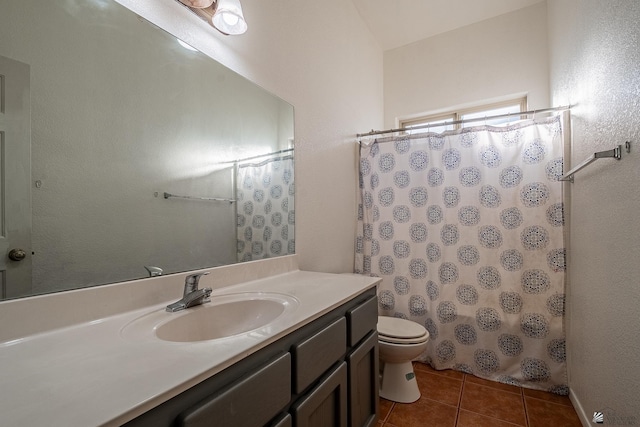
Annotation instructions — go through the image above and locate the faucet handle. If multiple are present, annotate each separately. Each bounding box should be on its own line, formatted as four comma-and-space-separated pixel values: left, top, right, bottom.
184, 271, 210, 294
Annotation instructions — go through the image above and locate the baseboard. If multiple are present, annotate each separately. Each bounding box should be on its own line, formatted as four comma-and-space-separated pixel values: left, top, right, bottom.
569, 388, 590, 427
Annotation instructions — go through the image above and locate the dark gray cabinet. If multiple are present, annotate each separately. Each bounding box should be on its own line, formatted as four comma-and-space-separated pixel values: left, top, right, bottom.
125, 288, 377, 427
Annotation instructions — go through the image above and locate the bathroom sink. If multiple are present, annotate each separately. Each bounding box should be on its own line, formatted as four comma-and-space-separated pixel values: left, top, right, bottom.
121, 292, 299, 342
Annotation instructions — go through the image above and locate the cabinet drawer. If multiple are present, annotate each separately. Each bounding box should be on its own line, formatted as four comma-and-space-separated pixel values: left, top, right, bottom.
346, 295, 378, 346
292, 317, 346, 393
177, 353, 291, 427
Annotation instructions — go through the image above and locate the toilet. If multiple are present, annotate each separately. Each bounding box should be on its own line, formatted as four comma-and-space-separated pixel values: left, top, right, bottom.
377, 316, 430, 403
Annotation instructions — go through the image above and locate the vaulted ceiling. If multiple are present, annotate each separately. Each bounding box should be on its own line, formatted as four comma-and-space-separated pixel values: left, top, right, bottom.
351, 0, 545, 51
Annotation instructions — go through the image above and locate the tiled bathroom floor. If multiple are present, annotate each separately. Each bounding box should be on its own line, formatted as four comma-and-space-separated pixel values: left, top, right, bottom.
378, 362, 583, 427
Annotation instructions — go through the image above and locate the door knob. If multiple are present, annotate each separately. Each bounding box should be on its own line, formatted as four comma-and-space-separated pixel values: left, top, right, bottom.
8, 248, 27, 261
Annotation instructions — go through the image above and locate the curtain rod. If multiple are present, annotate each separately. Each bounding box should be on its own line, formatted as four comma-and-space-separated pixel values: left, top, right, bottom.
212, 148, 294, 166
234, 148, 293, 163
237, 154, 294, 168
356, 105, 571, 138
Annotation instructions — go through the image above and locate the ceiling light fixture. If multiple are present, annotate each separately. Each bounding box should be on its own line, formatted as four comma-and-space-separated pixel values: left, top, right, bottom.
211, 0, 247, 35
178, 0, 247, 36
179, 0, 215, 7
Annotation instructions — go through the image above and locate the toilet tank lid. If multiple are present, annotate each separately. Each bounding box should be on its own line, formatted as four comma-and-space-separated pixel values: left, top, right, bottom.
378, 316, 427, 339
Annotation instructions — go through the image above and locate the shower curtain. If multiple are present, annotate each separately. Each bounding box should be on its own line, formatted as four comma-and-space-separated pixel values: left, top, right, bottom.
355, 116, 568, 394
236, 155, 295, 262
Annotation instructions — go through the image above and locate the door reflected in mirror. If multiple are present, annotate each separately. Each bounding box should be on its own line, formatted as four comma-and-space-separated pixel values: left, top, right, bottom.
0, 0, 294, 300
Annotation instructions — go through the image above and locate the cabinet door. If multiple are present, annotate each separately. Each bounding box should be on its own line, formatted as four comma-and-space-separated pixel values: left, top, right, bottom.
292, 362, 347, 427
347, 331, 378, 427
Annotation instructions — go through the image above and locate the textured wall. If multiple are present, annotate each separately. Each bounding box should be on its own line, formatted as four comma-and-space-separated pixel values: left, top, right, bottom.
116, 0, 384, 274
384, 2, 549, 128
548, 0, 640, 423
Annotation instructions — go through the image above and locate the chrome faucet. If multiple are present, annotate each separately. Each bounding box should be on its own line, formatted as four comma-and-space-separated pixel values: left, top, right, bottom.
166, 272, 212, 312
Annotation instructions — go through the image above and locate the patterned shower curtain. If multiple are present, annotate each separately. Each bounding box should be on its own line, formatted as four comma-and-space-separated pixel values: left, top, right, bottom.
236, 155, 295, 262
355, 116, 568, 394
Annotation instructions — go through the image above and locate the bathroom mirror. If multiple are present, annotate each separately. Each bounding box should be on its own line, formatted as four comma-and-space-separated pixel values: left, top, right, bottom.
0, 0, 295, 300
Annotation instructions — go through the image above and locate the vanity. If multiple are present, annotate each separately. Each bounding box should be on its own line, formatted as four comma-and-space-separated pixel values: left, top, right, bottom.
0, 257, 380, 427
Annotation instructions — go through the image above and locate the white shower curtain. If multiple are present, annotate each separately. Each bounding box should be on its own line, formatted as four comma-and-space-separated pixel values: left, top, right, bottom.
236, 155, 295, 262
355, 116, 568, 394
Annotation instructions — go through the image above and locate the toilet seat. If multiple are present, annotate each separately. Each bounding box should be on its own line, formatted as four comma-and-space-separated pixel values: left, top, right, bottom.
379, 334, 429, 345
378, 316, 429, 345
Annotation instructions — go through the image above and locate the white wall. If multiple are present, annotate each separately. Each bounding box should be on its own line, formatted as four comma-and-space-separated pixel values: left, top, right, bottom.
115, 0, 384, 274
383, 2, 549, 128
548, 0, 640, 424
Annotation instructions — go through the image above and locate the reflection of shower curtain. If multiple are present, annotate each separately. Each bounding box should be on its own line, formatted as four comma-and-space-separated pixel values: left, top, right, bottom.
236, 155, 295, 262
355, 116, 568, 394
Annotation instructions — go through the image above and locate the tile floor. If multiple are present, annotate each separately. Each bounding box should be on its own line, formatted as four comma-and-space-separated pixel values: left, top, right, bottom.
378, 362, 583, 427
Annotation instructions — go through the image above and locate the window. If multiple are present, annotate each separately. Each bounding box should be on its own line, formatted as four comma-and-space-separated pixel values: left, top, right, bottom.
400, 98, 527, 134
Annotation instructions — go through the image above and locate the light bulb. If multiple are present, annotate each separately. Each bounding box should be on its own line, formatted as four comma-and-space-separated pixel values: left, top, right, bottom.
222, 12, 240, 27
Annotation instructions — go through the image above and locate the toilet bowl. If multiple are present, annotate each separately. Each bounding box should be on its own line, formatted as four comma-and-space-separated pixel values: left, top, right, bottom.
378, 316, 429, 403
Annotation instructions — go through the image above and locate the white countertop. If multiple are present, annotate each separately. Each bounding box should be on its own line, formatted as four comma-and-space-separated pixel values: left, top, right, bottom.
0, 270, 379, 427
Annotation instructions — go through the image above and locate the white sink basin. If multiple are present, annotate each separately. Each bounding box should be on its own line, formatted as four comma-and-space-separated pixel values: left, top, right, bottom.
121, 292, 299, 342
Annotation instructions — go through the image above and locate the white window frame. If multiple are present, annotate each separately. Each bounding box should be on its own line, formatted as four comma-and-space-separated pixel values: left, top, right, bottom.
399, 97, 528, 133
